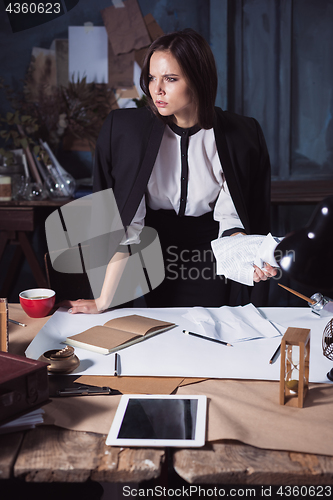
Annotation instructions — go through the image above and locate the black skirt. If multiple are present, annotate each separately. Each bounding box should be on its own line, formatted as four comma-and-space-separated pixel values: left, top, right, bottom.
144, 207, 232, 308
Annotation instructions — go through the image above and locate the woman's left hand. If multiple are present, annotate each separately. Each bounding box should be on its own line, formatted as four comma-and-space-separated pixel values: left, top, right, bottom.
59, 298, 104, 314
253, 263, 277, 283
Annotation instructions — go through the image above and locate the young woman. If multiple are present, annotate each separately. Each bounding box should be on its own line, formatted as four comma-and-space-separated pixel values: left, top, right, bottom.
67, 28, 276, 314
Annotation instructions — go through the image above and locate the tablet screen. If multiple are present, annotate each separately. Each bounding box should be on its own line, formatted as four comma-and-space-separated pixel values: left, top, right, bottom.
106, 394, 206, 447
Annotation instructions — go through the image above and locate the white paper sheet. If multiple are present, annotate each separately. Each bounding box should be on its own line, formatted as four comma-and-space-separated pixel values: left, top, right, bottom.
25, 306, 333, 383
182, 304, 282, 343
0, 409, 44, 434
211, 233, 282, 286
68, 26, 108, 83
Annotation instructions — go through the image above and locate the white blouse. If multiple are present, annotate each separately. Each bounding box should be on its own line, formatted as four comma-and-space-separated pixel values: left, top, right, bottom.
121, 124, 244, 245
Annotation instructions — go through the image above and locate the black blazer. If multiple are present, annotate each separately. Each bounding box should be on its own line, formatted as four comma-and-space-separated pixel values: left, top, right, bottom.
93, 106, 271, 305
94, 106, 271, 234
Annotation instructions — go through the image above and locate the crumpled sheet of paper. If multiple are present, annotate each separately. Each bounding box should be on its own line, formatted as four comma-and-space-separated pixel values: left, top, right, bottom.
211, 233, 282, 286
182, 303, 283, 343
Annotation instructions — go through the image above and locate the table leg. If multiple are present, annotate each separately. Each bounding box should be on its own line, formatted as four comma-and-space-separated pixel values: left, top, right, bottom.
17, 231, 48, 288
0, 232, 10, 261
0, 245, 24, 297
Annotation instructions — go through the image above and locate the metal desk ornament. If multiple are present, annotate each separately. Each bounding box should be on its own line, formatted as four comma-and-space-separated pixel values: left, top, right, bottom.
38, 347, 122, 397
310, 293, 333, 317
278, 284, 333, 317
38, 345, 80, 374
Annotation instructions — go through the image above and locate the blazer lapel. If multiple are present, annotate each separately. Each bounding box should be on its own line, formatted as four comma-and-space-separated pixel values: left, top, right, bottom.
213, 111, 250, 232
122, 117, 165, 227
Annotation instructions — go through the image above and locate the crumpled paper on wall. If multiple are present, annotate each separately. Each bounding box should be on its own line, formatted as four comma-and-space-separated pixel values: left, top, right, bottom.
101, 0, 151, 56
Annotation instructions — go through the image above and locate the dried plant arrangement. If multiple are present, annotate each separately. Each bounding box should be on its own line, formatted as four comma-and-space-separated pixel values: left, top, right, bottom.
1, 72, 117, 157
60, 76, 116, 152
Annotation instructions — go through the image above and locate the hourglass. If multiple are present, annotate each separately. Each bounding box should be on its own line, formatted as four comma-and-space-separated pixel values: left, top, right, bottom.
279, 327, 310, 408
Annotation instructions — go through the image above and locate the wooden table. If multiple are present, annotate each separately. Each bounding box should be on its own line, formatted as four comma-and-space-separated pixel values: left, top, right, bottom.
173, 442, 333, 485
0, 427, 164, 483
0, 304, 166, 487
2, 430, 333, 486
1, 306, 333, 488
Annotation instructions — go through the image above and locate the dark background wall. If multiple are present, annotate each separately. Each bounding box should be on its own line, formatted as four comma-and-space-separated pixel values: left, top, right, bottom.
0, 0, 213, 113
1, 0, 333, 304
2, 0, 332, 181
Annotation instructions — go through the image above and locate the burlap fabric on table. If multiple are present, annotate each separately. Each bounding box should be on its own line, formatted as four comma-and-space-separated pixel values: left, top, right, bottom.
9, 304, 333, 456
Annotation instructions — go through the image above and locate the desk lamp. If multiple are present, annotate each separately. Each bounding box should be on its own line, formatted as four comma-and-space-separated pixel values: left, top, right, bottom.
275, 195, 333, 290
274, 195, 333, 381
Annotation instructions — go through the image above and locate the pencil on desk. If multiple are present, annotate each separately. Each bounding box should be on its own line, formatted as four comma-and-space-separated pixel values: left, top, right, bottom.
183, 330, 233, 347
269, 344, 281, 364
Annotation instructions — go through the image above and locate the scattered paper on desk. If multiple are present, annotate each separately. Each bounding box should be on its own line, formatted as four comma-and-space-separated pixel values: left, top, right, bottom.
211, 233, 282, 286
25, 306, 333, 382
0, 409, 44, 435
182, 304, 283, 343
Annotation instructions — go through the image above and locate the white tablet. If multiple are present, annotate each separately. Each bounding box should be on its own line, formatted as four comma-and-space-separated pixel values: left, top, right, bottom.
106, 394, 207, 448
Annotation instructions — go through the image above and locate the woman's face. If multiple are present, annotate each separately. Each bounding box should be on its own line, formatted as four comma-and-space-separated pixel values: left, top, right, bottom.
148, 50, 197, 128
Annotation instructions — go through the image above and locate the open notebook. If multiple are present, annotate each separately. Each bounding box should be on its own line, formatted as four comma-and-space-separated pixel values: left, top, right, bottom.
64, 314, 175, 354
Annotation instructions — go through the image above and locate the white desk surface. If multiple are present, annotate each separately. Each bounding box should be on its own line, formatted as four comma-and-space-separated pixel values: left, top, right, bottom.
25, 306, 333, 384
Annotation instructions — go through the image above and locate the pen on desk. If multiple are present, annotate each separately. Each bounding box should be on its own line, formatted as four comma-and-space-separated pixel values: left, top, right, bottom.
269, 344, 281, 364
183, 330, 233, 347
9, 318, 27, 327
57, 386, 116, 396
114, 352, 120, 376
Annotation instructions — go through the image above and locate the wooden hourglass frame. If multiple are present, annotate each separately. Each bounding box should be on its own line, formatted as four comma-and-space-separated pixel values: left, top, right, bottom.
279, 327, 310, 408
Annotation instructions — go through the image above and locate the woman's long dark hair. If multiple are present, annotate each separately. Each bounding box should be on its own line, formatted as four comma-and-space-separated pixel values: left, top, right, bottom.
140, 28, 218, 129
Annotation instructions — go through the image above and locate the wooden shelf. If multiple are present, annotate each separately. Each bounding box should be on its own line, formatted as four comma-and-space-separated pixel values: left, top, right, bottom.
271, 180, 333, 204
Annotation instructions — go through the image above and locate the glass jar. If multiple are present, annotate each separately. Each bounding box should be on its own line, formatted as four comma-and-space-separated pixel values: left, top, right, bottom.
0, 174, 11, 201
0, 163, 25, 200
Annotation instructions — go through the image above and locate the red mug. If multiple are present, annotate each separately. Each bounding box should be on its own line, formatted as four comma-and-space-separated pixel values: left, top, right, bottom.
19, 288, 56, 318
